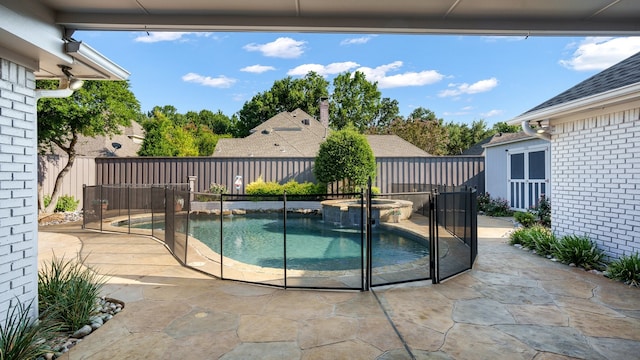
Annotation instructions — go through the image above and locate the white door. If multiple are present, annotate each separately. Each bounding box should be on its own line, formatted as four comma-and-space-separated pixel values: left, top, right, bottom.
508, 147, 549, 211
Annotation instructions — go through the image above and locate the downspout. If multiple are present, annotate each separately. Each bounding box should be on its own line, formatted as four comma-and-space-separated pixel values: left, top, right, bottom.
521, 120, 551, 140
35, 88, 73, 100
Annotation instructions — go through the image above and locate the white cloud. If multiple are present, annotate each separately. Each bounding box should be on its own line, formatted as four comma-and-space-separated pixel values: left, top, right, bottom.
559, 37, 640, 71
240, 65, 276, 74
356, 61, 445, 89
481, 109, 504, 118
287, 62, 360, 76
134, 32, 192, 43
243, 37, 306, 58
438, 77, 498, 97
340, 36, 374, 46
182, 73, 236, 88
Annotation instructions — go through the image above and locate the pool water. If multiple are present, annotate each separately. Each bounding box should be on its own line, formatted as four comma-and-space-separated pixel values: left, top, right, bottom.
142, 213, 429, 271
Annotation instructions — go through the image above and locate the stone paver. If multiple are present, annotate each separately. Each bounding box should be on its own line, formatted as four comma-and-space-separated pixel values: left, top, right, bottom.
40, 215, 640, 360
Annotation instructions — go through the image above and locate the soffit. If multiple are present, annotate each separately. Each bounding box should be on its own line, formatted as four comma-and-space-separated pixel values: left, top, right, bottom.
41, 0, 640, 35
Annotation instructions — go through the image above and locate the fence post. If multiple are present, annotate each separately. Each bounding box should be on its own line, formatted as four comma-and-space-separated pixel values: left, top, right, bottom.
99, 184, 103, 232
365, 177, 372, 291
430, 189, 439, 284
283, 190, 288, 289
82, 184, 86, 229
188, 175, 197, 202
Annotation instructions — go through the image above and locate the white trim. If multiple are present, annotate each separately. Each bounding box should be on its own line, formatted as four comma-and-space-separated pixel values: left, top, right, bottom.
66, 42, 131, 80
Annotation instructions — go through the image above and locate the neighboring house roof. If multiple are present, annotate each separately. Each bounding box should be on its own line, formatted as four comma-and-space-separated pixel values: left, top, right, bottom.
213, 109, 327, 158
44, 121, 144, 157
462, 136, 493, 155
213, 109, 431, 158
366, 135, 430, 157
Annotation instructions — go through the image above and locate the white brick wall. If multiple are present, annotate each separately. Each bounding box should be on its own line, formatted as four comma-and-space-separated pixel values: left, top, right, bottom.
552, 106, 640, 259
0, 58, 38, 321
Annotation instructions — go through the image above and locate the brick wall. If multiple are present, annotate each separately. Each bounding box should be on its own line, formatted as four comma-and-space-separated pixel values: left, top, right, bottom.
0, 58, 38, 321
552, 106, 640, 259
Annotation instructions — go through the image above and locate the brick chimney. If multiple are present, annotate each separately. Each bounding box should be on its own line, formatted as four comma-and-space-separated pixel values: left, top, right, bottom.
319, 97, 329, 129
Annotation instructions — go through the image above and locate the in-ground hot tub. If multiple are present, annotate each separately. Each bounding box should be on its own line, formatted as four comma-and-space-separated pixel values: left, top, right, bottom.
321, 198, 413, 227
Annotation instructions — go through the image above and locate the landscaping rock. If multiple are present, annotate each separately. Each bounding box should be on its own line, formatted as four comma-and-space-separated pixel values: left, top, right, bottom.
72, 325, 92, 338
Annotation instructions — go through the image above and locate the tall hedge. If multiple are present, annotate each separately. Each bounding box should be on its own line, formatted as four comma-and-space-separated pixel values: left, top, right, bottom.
314, 127, 376, 190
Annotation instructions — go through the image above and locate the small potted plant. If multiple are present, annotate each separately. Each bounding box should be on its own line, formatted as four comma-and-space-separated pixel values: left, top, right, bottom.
92, 199, 108, 211
175, 196, 184, 211
389, 208, 402, 223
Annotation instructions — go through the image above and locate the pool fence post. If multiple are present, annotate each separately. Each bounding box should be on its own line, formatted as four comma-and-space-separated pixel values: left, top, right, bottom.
220, 193, 224, 279
360, 188, 364, 291
365, 177, 372, 291
431, 189, 440, 284
283, 190, 287, 289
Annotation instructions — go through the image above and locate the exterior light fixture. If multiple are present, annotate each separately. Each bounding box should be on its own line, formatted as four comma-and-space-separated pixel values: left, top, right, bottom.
60, 65, 84, 90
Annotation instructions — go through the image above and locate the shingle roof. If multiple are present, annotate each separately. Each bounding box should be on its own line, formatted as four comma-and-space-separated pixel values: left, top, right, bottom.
213, 110, 431, 158
483, 131, 534, 148
44, 121, 144, 157
524, 51, 640, 114
366, 135, 430, 157
213, 109, 328, 157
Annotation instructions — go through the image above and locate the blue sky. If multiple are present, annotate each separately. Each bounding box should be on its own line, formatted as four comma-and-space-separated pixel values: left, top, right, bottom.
80, 31, 640, 126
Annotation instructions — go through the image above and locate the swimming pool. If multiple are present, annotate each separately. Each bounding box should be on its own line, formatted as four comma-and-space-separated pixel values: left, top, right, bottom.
143, 213, 429, 271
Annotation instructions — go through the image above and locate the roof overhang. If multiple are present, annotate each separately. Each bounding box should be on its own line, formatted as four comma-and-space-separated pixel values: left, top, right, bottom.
0, 2, 129, 80
34, 0, 640, 36
508, 83, 640, 126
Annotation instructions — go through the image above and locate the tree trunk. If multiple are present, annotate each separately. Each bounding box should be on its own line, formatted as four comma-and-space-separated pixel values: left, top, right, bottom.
43, 135, 78, 214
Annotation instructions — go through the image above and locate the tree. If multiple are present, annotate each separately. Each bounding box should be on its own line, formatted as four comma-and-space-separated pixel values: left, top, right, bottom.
191, 125, 232, 156
236, 72, 329, 137
492, 121, 521, 134
374, 98, 400, 129
445, 120, 494, 155
148, 105, 186, 126
37, 80, 141, 213
138, 111, 198, 156
314, 126, 376, 191
388, 118, 449, 155
330, 71, 381, 132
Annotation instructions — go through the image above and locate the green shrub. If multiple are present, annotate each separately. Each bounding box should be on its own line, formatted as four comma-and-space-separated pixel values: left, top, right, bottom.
531, 195, 551, 227
208, 183, 228, 194
38, 255, 107, 331
509, 225, 551, 251
0, 301, 58, 360
314, 126, 376, 192
509, 227, 531, 246
514, 211, 537, 227
246, 176, 325, 196
43, 194, 79, 212
477, 192, 491, 211
606, 253, 640, 287
477, 192, 513, 216
531, 227, 558, 257
553, 235, 605, 270
194, 193, 219, 202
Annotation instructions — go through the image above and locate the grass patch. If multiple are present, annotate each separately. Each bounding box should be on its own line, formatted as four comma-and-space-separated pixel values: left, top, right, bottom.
0, 301, 59, 360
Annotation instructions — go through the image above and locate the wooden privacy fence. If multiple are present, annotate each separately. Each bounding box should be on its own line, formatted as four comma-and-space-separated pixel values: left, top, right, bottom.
94, 156, 484, 194
39, 155, 96, 208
